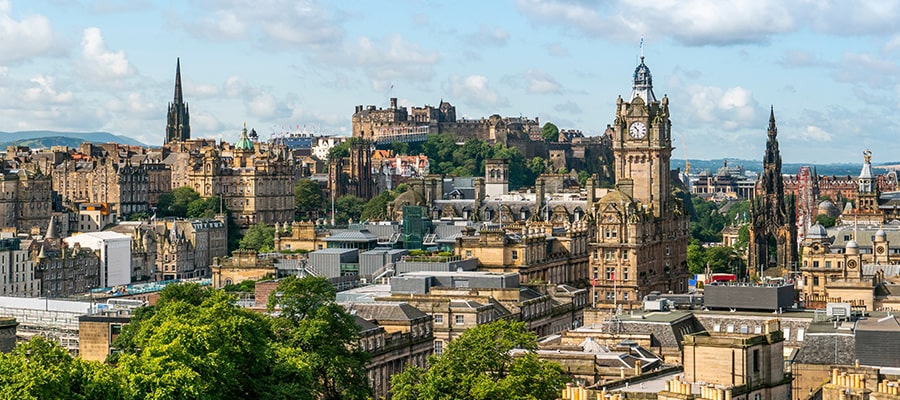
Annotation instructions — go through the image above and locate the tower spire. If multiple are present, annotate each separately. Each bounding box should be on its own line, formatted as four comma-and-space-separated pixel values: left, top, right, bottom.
768, 105, 776, 137
174, 57, 183, 104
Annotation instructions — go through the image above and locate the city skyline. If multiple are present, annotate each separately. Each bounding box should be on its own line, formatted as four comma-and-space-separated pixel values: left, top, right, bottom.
0, 0, 898, 164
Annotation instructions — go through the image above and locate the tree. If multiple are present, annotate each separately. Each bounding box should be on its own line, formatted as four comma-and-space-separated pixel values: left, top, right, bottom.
541, 122, 560, 142
157, 186, 202, 218
328, 141, 351, 160
294, 179, 324, 220
269, 276, 371, 400
816, 214, 837, 228
391, 319, 567, 400
361, 191, 395, 221
335, 195, 365, 225
239, 222, 276, 252
115, 290, 284, 400
687, 240, 706, 274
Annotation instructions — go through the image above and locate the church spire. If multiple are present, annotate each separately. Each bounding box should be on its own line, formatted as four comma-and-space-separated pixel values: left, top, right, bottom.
165, 58, 191, 144
174, 57, 183, 105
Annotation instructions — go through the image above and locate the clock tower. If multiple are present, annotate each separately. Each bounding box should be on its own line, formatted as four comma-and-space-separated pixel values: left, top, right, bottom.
611, 56, 673, 217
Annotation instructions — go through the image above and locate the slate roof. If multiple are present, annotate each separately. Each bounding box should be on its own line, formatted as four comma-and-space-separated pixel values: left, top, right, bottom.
347, 302, 428, 322
793, 333, 855, 365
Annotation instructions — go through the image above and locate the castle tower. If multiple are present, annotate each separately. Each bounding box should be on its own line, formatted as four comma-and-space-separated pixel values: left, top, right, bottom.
748, 107, 798, 275
484, 158, 509, 198
854, 150, 882, 225
165, 58, 191, 144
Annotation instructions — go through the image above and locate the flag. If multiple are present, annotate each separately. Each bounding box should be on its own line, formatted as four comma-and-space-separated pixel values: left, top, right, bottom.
591, 278, 596, 287
609, 272, 615, 281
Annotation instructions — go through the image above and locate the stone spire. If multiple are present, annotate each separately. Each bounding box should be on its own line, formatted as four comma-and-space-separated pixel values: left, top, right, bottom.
165, 58, 191, 144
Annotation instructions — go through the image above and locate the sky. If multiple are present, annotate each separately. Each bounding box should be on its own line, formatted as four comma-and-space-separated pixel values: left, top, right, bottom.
1, 0, 899, 165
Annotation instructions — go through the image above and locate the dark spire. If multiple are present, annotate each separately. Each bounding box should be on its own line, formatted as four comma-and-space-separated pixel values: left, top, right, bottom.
767, 105, 776, 138
165, 58, 190, 144
174, 57, 183, 105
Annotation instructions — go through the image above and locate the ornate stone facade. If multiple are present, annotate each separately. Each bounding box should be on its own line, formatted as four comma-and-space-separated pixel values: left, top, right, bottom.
748, 109, 798, 274
0, 168, 52, 234
587, 56, 691, 306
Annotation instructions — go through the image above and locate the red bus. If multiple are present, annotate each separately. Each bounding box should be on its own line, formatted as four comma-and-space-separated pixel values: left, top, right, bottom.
706, 273, 737, 284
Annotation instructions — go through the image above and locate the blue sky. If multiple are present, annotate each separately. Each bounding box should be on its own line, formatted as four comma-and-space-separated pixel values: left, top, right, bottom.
1, 0, 899, 164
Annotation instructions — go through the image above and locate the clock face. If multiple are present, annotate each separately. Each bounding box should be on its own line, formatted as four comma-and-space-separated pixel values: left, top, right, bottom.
629, 122, 647, 139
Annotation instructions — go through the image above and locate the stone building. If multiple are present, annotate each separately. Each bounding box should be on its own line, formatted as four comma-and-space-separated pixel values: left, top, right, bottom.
155, 218, 227, 281
587, 56, 691, 306
0, 168, 52, 235
31, 218, 101, 297
748, 109, 798, 274
0, 237, 41, 297
50, 143, 150, 218
680, 319, 792, 400
168, 126, 294, 229
273, 221, 330, 252
454, 221, 590, 287
210, 250, 275, 289
345, 302, 433, 399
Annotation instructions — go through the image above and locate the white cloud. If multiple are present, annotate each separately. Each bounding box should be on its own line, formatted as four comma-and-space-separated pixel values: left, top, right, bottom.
515, 0, 802, 46
23, 76, 73, 104
184, 0, 343, 49
447, 75, 508, 109
247, 92, 290, 119
105, 92, 157, 119
0, 0, 58, 64
80, 27, 134, 81
681, 84, 759, 131
799, 125, 833, 142
545, 43, 570, 58
525, 69, 562, 94
343, 35, 439, 90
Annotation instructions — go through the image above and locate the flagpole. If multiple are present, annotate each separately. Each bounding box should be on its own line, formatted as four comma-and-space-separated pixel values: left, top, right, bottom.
613, 270, 617, 314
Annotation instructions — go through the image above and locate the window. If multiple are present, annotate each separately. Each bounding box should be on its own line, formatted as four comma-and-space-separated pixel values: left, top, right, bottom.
753, 349, 760, 372
713, 324, 720, 332
434, 340, 443, 356
797, 328, 804, 341
466, 250, 472, 258
511, 251, 518, 261
623, 292, 629, 301
813, 277, 819, 286
622, 251, 628, 260
455, 315, 464, 325
623, 268, 629, 280
434, 314, 443, 324
606, 267, 615, 280
605, 250, 615, 260
825, 261, 832, 268
813, 261, 819, 268
783, 327, 791, 340
726, 324, 734, 333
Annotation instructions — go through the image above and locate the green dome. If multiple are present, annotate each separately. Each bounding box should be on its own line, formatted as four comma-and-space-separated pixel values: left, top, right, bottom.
235, 124, 254, 151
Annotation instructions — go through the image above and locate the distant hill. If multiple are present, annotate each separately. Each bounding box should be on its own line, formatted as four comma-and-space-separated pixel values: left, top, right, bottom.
673, 158, 865, 177
0, 130, 146, 149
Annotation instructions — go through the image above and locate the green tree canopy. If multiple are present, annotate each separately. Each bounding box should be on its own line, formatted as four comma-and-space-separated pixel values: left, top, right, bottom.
816, 214, 837, 228
157, 186, 202, 218
541, 122, 560, 142
239, 222, 276, 252
361, 191, 395, 221
269, 276, 371, 400
294, 179, 324, 219
335, 194, 366, 225
391, 319, 566, 400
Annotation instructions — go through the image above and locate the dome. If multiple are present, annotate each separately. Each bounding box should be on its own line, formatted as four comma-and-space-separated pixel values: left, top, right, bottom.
817, 200, 839, 217
876, 228, 886, 240
807, 223, 828, 239
235, 124, 254, 151
630, 56, 657, 103
845, 240, 859, 250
